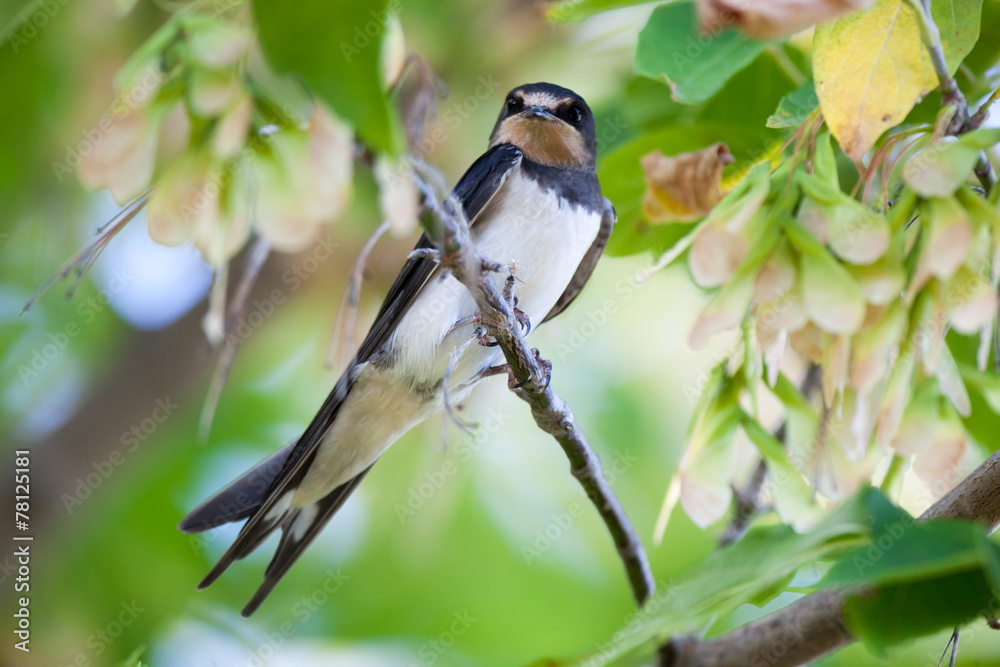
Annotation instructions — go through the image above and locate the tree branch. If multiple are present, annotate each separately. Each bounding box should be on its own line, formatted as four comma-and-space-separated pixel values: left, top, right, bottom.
909, 0, 968, 133
408, 161, 656, 606
663, 447, 1000, 667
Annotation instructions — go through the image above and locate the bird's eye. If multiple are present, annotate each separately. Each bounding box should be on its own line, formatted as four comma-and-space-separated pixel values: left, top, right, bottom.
506, 96, 519, 110
567, 105, 583, 123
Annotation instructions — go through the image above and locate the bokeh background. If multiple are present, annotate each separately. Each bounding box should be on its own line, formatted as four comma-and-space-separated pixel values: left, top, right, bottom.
1, 0, 998, 665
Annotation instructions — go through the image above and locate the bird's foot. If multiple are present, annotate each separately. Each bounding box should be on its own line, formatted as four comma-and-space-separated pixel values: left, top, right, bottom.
500, 262, 530, 335
481, 363, 526, 390
479, 350, 550, 390
474, 325, 499, 347
512, 299, 531, 336
531, 348, 552, 389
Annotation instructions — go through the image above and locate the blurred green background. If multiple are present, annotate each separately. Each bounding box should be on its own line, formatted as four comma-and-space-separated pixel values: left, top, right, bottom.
1, 0, 999, 665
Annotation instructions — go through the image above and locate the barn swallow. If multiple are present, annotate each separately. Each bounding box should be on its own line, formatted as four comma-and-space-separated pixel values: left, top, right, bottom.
179, 82, 616, 616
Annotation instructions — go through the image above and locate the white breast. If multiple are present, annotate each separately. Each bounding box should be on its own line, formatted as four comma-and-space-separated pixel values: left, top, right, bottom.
390, 169, 602, 386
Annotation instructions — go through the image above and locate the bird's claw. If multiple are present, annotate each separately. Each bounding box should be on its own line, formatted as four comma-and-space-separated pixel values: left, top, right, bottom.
512, 303, 531, 336
532, 348, 552, 389
474, 325, 499, 347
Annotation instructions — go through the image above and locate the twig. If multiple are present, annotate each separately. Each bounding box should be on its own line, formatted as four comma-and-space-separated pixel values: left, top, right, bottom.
937, 627, 959, 667
408, 159, 656, 606
718, 458, 768, 547
908, 0, 968, 133
908, 0, 997, 193
198, 237, 271, 439
663, 446, 1000, 666
21, 191, 150, 314
325, 220, 391, 372
718, 366, 821, 546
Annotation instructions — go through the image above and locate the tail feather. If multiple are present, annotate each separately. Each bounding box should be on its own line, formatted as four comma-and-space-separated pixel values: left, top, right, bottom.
181, 372, 374, 614
240, 466, 373, 617
178, 440, 297, 533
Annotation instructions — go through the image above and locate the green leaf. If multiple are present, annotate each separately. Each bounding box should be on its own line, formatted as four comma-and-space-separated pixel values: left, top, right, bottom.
635, 2, 767, 105
254, 0, 399, 152
931, 0, 983, 71
570, 488, 890, 666
766, 80, 819, 129
959, 363, 1000, 413
847, 570, 998, 649
546, 0, 655, 23
824, 518, 1000, 649
961, 0, 1000, 95
699, 50, 798, 128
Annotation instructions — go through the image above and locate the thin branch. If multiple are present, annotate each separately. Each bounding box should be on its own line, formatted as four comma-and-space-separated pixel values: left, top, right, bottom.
408, 159, 656, 606
719, 458, 768, 547
325, 220, 391, 372
909, 0, 997, 193
719, 366, 821, 546
663, 446, 1000, 667
909, 0, 968, 133
198, 237, 271, 439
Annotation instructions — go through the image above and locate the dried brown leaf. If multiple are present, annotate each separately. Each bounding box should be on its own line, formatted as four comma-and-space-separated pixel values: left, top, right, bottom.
641, 143, 733, 224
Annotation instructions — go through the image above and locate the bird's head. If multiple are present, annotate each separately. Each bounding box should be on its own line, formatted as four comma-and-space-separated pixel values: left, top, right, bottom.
489, 83, 596, 170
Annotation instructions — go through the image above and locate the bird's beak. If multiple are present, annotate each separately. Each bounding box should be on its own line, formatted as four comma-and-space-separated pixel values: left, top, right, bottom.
518, 105, 558, 121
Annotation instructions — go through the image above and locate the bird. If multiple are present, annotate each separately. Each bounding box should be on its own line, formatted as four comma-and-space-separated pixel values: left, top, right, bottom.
179, 82, 616, 616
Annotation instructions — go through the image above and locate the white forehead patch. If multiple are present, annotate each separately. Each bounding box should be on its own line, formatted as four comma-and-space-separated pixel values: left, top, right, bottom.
519, 91, 566, 109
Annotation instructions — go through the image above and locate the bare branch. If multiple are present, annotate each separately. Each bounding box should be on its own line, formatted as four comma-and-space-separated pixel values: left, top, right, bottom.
663, 447, 1000, 667
408, 160, 656, 606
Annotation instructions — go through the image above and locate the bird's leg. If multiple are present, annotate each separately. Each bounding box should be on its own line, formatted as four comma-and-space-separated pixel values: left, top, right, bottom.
448, 311, 481, 334
502, 261, 531, 335
479, 362, 524, 390
479, 349, 551, 390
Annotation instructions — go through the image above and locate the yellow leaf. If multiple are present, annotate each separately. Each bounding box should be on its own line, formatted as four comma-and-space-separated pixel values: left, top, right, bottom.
813, 0, 936, 163
641, 143, 734, 224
